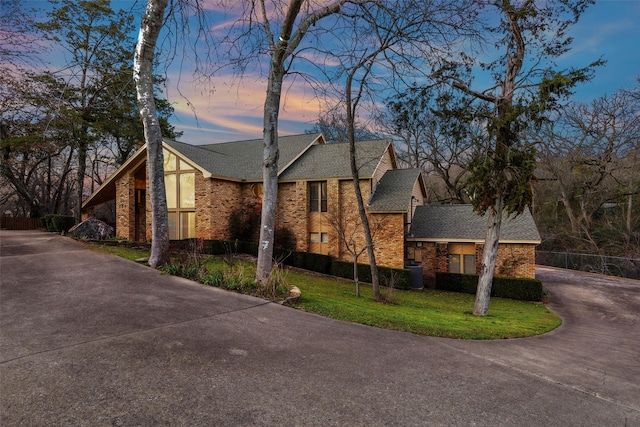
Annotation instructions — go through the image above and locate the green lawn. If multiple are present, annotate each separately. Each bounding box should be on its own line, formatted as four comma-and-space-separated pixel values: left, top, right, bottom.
88, 243, 561, 340
284, 269, 560, 339
88, 243, 150, 261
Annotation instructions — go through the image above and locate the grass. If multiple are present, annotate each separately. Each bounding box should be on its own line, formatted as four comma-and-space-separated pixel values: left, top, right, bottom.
88, 243, 562, 340
87, 243, 150, 261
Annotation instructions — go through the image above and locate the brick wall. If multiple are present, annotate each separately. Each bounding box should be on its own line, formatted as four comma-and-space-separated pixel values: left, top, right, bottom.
495, 244, 536, 279
372, 213, 405, 268
413, 241, 537, 287
113, 159, 411, 272
115, 173, 134, 240
275, 181, 307, 251
206, 178, 242, 240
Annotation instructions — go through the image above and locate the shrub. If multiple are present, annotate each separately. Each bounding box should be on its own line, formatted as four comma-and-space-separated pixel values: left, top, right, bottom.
378, 266, 411, 290
492, 276, 543, 301
201, 270, 224, 286
42, 214, 56, 231
290, 251, 333, 274
236, 241, 259, 256
331, 260, 410, 290
42, 214, 76, 233
228, 204, 261, 242
274, 227, 297, 250
203, 240, 228, 255
435, 272, 543, 301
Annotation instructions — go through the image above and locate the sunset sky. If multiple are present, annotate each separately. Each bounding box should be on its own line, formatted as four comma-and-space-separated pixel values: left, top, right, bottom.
20, 0, 640, 145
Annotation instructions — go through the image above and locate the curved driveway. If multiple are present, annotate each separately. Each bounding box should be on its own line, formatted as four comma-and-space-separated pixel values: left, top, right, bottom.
1, 230, 638, 426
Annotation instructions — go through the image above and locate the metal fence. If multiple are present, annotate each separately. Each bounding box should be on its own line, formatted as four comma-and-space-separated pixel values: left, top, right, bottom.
536, 251, 640, 280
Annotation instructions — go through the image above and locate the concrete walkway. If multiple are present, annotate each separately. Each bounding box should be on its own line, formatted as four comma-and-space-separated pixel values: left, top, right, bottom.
1, 230, 638, 426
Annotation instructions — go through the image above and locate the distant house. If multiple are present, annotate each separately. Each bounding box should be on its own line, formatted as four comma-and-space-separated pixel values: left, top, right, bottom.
82, 133, 540, 286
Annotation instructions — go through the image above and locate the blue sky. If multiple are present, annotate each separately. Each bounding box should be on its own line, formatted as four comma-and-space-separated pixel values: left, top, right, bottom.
167, 1, 640, 145
18, 0, 640, 145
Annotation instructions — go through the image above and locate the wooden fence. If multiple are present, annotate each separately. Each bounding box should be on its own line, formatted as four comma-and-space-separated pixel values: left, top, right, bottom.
0, 217, 42, 230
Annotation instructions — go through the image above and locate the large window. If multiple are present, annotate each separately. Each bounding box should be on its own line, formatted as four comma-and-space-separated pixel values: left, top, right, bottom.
164, 150, 195, 239
309, 181, 327, 212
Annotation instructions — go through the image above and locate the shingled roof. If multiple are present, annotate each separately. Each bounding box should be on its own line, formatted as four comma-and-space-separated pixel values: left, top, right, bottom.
83, 134, 402, 210
278, 139, 392, 181
409, 205, 540, 243
368, 168, 422, 212
165, 133, 323, 181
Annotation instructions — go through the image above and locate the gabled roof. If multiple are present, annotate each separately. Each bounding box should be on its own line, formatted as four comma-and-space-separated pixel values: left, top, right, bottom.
279, 139, 392, 181
166, 133, 324, 181
409, 204, 541, 243
82, 134, 323, 209
368, 168, 423, 212
82, 134, 397, 210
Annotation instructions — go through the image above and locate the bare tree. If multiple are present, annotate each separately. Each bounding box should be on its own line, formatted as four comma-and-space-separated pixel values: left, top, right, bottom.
327, 207, 388, 297
319, 0, 480, 300
535, 90, 640, 255
210, 0, 356, 284
381, 84, 484, 203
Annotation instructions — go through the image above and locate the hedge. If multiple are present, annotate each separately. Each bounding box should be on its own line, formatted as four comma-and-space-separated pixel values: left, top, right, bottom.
280, 249, 332, 275
331, 260, 411, 290
41, 214, 76, 233
201, 240, 259, 256
200, 239, 408, 287
435, 272, 543, 301
41, 214, 55, 231
200, 240, 332, 274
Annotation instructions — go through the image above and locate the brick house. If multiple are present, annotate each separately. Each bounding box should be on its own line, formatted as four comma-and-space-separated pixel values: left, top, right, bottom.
82, 133, 540, 284
407, 205, 541, 286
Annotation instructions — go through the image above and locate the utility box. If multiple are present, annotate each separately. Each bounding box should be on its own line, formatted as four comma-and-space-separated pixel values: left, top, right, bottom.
406, 265, 423, 290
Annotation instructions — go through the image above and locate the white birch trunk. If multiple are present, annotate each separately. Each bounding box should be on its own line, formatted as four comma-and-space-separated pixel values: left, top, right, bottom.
134, 0, 169, 268
255, 71, 282, 284
253, 0, 346, 284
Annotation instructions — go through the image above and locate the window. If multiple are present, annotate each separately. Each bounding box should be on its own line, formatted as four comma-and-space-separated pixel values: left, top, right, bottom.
309, 181, 327, 212
448, 244, 476, 274
164, 149, 195, 239
179, 173, 195, 208
164, 151, 177, 171
309, 231, 329, 255
252, 184, 263, 198
165, 174, 177, 209
309, 232, 329, 243
464, 254, 475, 275
449, 254, 461, 273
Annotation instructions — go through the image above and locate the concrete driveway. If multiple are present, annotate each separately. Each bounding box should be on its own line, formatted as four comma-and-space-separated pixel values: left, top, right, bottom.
1, 230, 638, 426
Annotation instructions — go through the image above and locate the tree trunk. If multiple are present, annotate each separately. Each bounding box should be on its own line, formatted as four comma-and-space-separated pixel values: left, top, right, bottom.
75, 137, 87, 221
255, 0, 304, 285
134, 0, 170, 268
255, 60, 285, 285
473, 196, 503, 316
345, 72, 381, 300
626, 192, 633, 239
353, 256, 360, 297
559, 186, 581, 233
